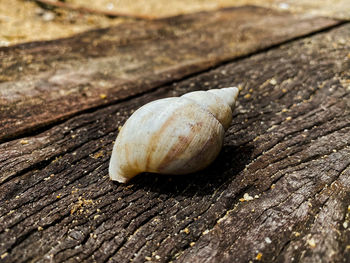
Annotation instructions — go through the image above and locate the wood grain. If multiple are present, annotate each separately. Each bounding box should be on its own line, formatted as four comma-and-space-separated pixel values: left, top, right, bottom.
0, 20, 349, 262
0, 6, 339, 142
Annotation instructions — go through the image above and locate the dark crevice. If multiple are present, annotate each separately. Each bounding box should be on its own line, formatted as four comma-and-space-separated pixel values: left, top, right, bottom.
0, 127, 112, 188
172, 184, 253, 261
0, 156, 109, 229
59, 189, 164, 262
242, 111, 350, 178
261, 124, 350, 181
5, 210, 71, 258
106, 205, 163, 263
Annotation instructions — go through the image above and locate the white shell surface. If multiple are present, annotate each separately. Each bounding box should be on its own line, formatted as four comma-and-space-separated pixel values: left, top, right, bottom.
208, 87, 239, 111
109, 97, 224, 182
109, 87, 238, 183
182, 90, 232, 130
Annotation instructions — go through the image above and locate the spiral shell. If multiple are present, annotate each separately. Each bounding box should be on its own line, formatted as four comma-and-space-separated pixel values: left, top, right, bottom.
109, 87, 239, 183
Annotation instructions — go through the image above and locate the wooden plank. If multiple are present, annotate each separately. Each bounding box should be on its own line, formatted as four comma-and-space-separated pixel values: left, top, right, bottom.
248, 0, 350, 20
0, 6, 339, 142
0, 21, 349, 262
62, 0, 350, 20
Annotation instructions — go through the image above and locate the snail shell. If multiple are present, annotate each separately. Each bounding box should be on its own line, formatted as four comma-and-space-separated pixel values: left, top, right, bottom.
109, 87, 239, 183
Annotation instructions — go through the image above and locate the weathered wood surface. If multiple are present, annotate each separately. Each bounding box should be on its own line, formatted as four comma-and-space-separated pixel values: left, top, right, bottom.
1, 15, 350, 262
249, 0, 350, 20
0, 6, 339, 143
61, 0, 350, 20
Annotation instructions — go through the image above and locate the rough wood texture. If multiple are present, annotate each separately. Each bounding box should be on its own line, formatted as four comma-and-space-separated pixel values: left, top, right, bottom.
1, 18, 350, 262
33, 0, 156, 20
58, 0, 350, 20
247, 0, 350, 20
0, 6, 338, 143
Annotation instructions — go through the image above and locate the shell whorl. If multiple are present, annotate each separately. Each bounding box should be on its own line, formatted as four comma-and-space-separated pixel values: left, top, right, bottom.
182, 87, 239, 130
207, 87, 239, 111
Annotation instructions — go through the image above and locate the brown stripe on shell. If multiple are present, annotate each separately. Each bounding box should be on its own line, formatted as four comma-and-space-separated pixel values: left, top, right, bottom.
157, 121, 204, 171
117, 123, 141, 178
123, 143, 134, 177
144, 108, 180, 171
175, 121, 223, 174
